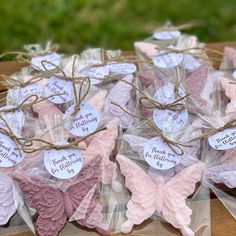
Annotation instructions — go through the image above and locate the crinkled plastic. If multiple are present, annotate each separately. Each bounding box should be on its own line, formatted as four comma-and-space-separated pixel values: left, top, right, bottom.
111, 120, 204, 236
201, 145, 236, 220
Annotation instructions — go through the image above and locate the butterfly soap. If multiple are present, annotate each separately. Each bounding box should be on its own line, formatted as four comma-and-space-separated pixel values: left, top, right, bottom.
13, 157, 110, 236
117, 154, 204, 236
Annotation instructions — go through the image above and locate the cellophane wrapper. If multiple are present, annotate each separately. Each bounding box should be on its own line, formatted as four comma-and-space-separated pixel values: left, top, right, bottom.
109, 118, 207, 235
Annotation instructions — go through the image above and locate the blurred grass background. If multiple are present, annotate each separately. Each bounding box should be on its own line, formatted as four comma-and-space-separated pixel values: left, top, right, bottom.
0, 0, 235, 54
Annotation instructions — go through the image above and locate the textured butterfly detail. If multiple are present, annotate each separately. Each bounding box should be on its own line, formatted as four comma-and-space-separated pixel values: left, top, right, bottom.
0, 172, 21, 225
13, 157, 110, 236
105, 74, 134, 128
33, 100, 63, 118
117, 154, 205, 236
184, 64, 208, 106
82, 118, 122, 192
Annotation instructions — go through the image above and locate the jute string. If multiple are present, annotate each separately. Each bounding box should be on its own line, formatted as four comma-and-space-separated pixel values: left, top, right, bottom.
21, 126, 107, 153
0, 44, 59, 63
111, 102, 191, 156
154, 45, 224, 63
116, 76, 189, 111
154, 21, 202, 32
190, 119, 236, 141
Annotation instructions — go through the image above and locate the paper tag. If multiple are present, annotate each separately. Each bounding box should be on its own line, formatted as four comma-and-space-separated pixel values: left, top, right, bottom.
208, 127, 236, 150
44, 76, 73, 104
31, 52, 61, 71
20, 83, 43, 102
153, 30, 181, 40
44, 148, 83, 179
106, 63, 137, 75
152, 50, 183, 68
233, 70, 236, 79
78, 66, 109, 79
0, 133, 24, 167
66, 103, 100, 137
153, 84, 188, 132
143, 137, 180, 170
181, 54, 201, 71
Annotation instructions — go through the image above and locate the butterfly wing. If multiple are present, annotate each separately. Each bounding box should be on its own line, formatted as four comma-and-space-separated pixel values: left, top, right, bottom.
117, 154, 156, 233
221, 149, 236, 163
84, 200, 110, 236
13, 175, 67, 236
32, 100, 63, 118
134, 42, 157, 58
0, 173, 19, 225
204, 164, 236, 188
161, 162, 205, 236
82, 118, 122, 192
65, 156, 110, 235
106, 74, 134, 128
88, 90, 107, 112
184, 65, 208, 106
220, 77, 236, 101
220, 76, 236, 114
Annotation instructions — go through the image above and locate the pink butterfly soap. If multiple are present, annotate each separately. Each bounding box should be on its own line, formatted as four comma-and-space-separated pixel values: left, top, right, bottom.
220, 76, 236, 114
134, 42, 157, 58
89, 90, 108, 113
204, 149, 236, 188
184, 64, 208, 106
13, 156, 110, 236
0, 172, 21, 225
117, 154, 205, 236
33, 100, 63, 118
105, 74, 134, 128
82, 118, 122, 192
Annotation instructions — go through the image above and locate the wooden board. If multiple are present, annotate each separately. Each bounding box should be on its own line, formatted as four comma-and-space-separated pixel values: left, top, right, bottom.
205, 41, 236, 69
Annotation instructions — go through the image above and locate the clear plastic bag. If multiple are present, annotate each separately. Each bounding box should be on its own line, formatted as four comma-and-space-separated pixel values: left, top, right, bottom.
112, 119, 204, 236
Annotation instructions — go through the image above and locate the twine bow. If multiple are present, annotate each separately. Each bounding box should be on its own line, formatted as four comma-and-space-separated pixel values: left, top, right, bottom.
139, 93, 189, 111
21, 126, 107, 153
0, 93, 65, 114
190, 119, 236, 141
154, 45, 225, 63
0, 43, 59, 63
111, 102, 191, 156
116, 76, 189, 112
0, 72, 47, 89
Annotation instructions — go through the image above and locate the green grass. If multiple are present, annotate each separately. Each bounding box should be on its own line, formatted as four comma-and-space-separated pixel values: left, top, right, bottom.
0, 0, 235, 54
